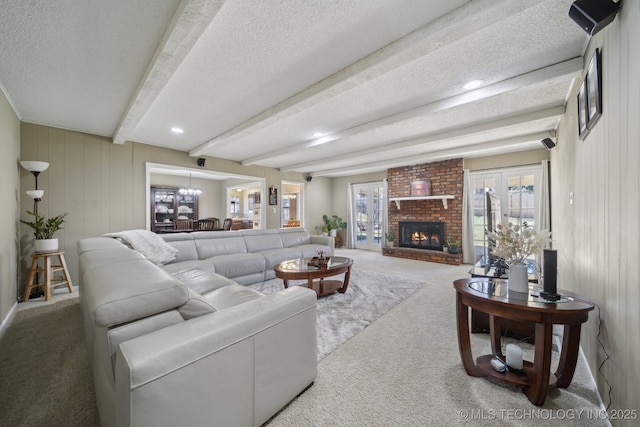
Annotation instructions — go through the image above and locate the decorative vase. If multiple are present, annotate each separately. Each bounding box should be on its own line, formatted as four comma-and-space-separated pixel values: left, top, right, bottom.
330, 229, 337, 237
508, 262, 529, 293
34, 238, 58, 253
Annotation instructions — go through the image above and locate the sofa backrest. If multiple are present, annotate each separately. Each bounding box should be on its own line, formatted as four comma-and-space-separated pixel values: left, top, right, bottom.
279, 229, 312, 247
243, 232, 284, 252
161, 233, 199, 263
192, 232, 248, 258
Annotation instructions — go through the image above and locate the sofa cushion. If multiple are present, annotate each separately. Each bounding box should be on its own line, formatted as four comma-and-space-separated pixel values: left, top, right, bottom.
84, 259, 189, 327
169, 268, 236, 295
161, 260, 215, 275
204, 283, 264, 310
258, 247, 303, 270
165, 240, 199, 263
195, 235, 248, 258
79, 247, 147, 277
77, 236, 127, 254
280, 230, 311, 247
243, 233, 284, 253
207, 253, 266, 279
178, 289, 217, 319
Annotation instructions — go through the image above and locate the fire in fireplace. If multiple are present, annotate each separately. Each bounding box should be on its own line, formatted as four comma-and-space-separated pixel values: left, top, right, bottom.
399, 221, 445, 250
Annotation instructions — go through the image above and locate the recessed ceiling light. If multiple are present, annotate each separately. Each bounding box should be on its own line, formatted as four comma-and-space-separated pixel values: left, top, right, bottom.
312, 132, 325, 138
171, 127, 184, 134
463, 80, 484, 90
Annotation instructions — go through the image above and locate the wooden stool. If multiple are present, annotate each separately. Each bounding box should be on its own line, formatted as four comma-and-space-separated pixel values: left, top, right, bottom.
23, 251, 74, 301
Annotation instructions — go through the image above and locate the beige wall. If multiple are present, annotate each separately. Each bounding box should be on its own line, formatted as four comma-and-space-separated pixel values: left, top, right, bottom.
464, 149, 550, 171
552, 4, 639, 419
19, 124, 330, 286
0, 88, 21, 325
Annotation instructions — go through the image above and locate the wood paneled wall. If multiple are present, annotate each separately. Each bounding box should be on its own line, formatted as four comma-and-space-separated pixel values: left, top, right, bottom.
552, 3, 639, 420
0, 88, 21, 325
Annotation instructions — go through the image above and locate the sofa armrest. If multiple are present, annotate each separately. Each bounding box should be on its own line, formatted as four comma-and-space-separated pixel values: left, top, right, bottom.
114, 286, 317, 427
310, 234, 335, 254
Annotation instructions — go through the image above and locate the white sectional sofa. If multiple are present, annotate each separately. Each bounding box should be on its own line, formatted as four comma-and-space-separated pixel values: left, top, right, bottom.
77, 228, 331, 427
159, 228, 334, 285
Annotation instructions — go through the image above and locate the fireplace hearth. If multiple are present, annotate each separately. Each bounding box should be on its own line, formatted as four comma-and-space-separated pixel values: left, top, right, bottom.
399, 221, 445, 250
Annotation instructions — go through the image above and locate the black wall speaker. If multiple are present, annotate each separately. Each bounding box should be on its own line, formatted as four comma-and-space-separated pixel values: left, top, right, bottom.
197, 157, 206, 167
305, 175, 312, 182
541, 248, 560, 300
569, 0, 620, 36
541, 138, 556, 149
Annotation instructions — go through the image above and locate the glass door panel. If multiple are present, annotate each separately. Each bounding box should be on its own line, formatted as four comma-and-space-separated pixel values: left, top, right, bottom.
353, 182, 384, 251
470, 166, 540, 264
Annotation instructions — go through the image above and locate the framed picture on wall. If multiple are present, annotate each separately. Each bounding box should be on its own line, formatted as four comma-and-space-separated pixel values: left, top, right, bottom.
577, 79, 589, 139
586, 48, 602, 129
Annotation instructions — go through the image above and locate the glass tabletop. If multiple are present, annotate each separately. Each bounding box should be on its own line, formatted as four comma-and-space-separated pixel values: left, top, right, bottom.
276, 256, 351, 272
468, 279, 571, 304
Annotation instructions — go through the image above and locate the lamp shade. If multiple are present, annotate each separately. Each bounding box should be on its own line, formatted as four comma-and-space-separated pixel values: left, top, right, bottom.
20, 161, 49, 173
26, 190, 44, 199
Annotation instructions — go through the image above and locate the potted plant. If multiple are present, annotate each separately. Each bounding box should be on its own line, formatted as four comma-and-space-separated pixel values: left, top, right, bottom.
446, 235, 461, 254
322, 214, 346, 237
20, 211, 68, 253
385, 230, 395, 247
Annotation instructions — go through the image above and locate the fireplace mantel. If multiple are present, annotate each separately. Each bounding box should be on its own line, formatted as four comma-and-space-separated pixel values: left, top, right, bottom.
389, 195, 454, 209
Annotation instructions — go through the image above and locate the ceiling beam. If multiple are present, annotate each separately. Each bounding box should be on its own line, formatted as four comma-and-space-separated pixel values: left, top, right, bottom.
309, 132, 551, 177
190, 0, 542, 156
112, 0, 227, 144
278, 106, 564, 172
244, 59, 580, 166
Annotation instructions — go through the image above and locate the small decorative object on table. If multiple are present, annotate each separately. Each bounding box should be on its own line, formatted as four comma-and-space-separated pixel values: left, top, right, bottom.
486, 215, 551, 293
308, 248, 330, 268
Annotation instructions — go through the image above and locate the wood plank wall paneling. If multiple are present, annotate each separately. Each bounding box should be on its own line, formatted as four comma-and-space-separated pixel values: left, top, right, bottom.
0, 87, 20, 325
553, 3, 639, 420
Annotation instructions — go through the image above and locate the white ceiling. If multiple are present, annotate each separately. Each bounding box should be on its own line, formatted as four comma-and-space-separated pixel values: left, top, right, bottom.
0, 0, 588, 177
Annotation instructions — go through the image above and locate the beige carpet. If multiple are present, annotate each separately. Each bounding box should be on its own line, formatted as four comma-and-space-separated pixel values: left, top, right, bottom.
0, 250, 608, 426
0, 289, 100, 427
266, 250, 608, 426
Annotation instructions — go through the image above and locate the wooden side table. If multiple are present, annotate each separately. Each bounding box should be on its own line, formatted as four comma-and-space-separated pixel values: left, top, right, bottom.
23, 251, 74, 301
453, 277, 594, 406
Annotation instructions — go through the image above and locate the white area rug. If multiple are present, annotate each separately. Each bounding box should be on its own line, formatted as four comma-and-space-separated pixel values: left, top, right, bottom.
249, 269, 427, 360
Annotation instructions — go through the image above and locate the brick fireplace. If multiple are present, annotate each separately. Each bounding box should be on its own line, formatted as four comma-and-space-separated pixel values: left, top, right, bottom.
384, 158, 463, 265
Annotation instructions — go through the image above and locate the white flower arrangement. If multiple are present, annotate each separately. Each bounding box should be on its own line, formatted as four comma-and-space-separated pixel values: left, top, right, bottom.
486, 215, 551, 264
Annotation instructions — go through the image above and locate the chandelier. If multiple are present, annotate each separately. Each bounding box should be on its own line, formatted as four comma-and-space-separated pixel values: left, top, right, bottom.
179, 172, 202, 195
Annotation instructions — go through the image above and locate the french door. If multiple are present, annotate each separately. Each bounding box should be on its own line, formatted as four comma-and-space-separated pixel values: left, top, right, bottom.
352, 182, 384, 251
470, 165, 542, 260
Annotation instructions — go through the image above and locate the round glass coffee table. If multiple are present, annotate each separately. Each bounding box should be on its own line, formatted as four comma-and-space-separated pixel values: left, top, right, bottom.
273, 256, 353, 297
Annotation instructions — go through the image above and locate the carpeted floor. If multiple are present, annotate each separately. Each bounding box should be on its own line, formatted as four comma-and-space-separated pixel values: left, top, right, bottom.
249, 268, 427, 360
0, 295, 100, 427
0, 249, 608, 426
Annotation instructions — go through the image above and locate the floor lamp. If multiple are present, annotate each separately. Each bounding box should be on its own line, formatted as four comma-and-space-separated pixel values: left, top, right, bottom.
20, 160, 49, 215
19, 160, 49, 300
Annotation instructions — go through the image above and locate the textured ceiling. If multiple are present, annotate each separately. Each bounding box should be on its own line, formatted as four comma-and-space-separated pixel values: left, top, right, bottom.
0, 0, 588, 177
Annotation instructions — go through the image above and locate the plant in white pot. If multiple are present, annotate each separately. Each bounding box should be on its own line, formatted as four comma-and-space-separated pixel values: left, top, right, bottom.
20, 211, 68, 253
385, 230, 395, 247
322, 214, 346, 237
